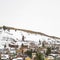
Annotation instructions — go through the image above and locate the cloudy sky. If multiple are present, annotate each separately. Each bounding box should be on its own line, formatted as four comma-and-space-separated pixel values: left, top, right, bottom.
0, 0, 60, 37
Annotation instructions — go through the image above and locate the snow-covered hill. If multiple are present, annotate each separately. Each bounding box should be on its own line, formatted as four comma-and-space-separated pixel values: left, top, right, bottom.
0, 26, 60, 49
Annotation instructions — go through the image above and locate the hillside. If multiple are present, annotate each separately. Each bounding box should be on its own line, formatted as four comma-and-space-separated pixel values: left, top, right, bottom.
0, 25, 60, 40
0, 25, 60, 49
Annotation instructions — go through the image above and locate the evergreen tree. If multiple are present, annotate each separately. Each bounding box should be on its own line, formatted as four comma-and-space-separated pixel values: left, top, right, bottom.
3, 26, 7, 30
36, 52, 44, 60
46, 47, 51, 56
42, 42, 45, 47
25, 50, 32, 58
39, 40, 41, 45
22, 35, 24, 41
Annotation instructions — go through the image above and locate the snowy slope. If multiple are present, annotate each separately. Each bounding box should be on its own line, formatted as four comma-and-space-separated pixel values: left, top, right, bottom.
0, 26, 60, 48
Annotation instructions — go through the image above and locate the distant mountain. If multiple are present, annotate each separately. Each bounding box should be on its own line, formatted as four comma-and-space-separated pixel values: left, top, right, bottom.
0, 25, 60, 40
0, 25, 60, 49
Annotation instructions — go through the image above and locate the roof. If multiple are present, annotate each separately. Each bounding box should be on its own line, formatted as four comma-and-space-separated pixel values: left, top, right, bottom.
9, 44, 18, 48
25, 56, 31, 60
47, 56, 54, 59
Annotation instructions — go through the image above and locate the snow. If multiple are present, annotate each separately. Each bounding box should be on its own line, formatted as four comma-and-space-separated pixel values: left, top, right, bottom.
0, 28, 60, 49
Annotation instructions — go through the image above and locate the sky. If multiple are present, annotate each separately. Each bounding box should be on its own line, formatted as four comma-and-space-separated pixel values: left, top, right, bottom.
0, 0, 60, 37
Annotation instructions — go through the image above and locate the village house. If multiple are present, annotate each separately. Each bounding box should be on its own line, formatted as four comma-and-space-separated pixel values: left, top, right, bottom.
29, 42, 38, 51
8, 44, 18, 59
45, 56, 54, 60
42, 41, 52, 48
1, 48, 9, 54
1, 54, 9, 60
9, 44, 18, 51
56, 55, 60, 60
37, 47, 47, 54
53, 43, 60, 50
17, 43, 29, 54
13, 57, 23, 60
